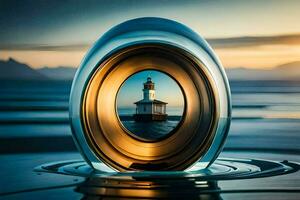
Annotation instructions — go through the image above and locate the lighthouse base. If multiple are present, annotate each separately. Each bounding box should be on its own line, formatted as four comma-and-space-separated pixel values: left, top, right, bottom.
133, 114, 168, 122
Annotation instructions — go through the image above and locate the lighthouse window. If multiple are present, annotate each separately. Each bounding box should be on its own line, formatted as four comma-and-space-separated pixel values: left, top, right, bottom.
116, 70, 185, 141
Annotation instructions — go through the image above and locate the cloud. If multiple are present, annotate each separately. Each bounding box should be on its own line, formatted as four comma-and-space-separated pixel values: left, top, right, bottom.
0, 44, 89, 51
207, 33, 300, 48
1, 33, 300, 51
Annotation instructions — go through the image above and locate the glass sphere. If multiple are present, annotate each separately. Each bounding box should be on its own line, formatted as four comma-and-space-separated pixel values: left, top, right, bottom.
69, 17, 231, 171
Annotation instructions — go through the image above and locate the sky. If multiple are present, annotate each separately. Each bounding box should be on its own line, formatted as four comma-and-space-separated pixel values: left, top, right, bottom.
1, 0, 300, 69
117, 70, 184, 108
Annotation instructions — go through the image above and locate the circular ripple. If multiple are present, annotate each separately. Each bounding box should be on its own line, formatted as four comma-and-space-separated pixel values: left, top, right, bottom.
35, 158, 299, 198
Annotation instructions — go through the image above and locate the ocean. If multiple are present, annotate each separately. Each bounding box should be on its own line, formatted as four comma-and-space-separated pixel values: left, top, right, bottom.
0, 80, 300, 153
118, 106, 184, 116
117, 106, 183, 140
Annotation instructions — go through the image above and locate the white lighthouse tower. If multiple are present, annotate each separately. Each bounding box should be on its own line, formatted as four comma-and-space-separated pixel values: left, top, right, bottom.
143, 77, 155, 101
134, 77, 167, 121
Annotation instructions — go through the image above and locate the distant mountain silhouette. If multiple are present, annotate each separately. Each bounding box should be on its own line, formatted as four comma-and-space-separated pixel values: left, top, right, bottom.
35, 61, 300, 81
275, 61, 300, 72
38, 66, 76, 80
0, 58, 47, 80
0, 58, 300, 81
226, 61, 300, 81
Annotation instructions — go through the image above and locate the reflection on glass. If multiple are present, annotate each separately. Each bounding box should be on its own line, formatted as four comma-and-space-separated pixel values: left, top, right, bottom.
117, 70, 184, 140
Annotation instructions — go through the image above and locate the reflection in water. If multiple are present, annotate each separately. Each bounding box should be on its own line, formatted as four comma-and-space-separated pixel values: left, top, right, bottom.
77, 178, 222, 199
35, 158, 299, 199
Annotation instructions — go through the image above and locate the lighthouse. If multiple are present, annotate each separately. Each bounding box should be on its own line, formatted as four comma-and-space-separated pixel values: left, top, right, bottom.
143, 77, 155, 101
133, 77, 168, 121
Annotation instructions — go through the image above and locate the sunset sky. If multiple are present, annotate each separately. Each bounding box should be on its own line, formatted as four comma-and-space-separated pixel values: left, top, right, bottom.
1, 0, 300, 69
